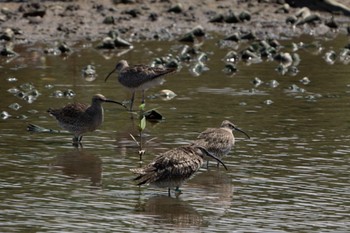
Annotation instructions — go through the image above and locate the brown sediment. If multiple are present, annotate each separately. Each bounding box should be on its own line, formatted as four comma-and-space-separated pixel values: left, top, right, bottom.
0, 0, 349, 45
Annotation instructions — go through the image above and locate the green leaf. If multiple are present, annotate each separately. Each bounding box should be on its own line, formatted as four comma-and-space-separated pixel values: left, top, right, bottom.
139, 115, 146, 131
139, 103, 146, 111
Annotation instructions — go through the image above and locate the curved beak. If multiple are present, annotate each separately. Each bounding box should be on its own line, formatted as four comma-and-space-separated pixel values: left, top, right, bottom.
105, 68, 117, 82
195, 146, 228, 170
234, 127, 250, 139
104, 99, 128, 109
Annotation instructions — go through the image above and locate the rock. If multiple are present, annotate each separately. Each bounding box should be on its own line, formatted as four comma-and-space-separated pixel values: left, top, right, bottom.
158, 89, 177, 100
239, 11, 251, 22
286, 15, 297, 24
240, 31, 256, 40
300, 77, 310, 85
325, 17, 338, 29
148, 12, 158, 21
275, 3, 290, 13
179, 32, 196, 43
224, 11, 240, 23
144, 109, 163, 121
191, 25, 205, 37
19, 2, 46, 18
103, 16, 115, 24
0, 43, 18, 57
167, 3, 183, 13
224, 33, 240, 42
1, 111, 11, 120
324, 50, 337, 64
252, 77, 263, 87
0, 28, 15, 41
58, 42, 72, 53
114, 36, 133, 47
223, 63, 237, 73
209, 14, 225, 23
225, 51, 239, 63
123, 8, 141, 17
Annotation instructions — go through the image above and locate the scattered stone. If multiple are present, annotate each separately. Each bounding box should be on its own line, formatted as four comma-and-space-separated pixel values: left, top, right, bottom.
8, 103, 21, 111
275, 3, 290, 13
179, 25, 205, 43
97, 34, 132, 49
0, 111, 11, 120
0, 28, 15, 41
300, 77, 310, 85
123, 8, 141, 18
114, 36, 133, 47
264, 99, 273, 105
224, 32, 240, 42
274, 52, 293, 67
144, 109, 164, 121
0, 43, 18, 57
148, 12, 158, 21
63, 89, 76, 97
325, 17, 338, 29
44, 47, 61, 55
223, 63, 237, 74
58, 42, 72, 53
252, 77, 263, 87
224, 11, 240, 23
239, 11, 251, 22
324, 50, 337, 64
82, 65, 97, 81
288, 84, 305, 93
225, 51, 239, 63
158, 89, 177, 100
209, 14, 224, 23
167, 3, 183, 14
266, 80, 279, 88
103, 16, 115, 24
19, 2, 46, 18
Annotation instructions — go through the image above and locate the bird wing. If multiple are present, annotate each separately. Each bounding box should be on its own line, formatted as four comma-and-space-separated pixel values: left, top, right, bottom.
133, 147, 202, 185
194, 128, 234, 155
48, 102, 89, 125
121, 65, 176, 88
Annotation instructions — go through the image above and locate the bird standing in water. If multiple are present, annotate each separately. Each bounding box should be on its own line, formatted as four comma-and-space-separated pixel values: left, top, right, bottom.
192, 120, 250, 167
48, 94, 126, 146
105, 60, 176, 111
130, 145, 227, 197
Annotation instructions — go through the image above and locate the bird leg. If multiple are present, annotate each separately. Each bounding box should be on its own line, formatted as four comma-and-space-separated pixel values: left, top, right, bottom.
174, 187, 182, 197
72, 136, 83, 148
130, 91, 136, 111
141, 90, 145, 104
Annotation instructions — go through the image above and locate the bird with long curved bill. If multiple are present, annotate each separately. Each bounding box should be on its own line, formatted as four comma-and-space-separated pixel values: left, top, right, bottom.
105, 60, 176, 111
130, 145, 228, 197
48, 94, 126, 146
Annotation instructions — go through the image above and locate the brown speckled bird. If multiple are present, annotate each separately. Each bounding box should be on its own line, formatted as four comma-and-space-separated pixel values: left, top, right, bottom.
105, 60, 176, 110
130, 146, 227, 196
192, 120, 250, 167
48, 94, 125, 145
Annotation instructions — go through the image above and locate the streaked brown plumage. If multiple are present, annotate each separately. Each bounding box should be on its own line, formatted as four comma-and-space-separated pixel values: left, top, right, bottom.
130, 146, 227, 196
105, 60, 176, 110
48, 94, 125, 145
191, 120, 250, 166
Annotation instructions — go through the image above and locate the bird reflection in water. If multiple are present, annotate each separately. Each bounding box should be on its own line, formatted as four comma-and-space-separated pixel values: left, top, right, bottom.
135, 195, 206, 228
51, 149, 102, 186
188, 169, 233, 212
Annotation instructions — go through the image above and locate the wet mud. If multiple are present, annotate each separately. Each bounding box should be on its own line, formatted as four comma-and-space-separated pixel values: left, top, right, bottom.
0, 0, 349, 47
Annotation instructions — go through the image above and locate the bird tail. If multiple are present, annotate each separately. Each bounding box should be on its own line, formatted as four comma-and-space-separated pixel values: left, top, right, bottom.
130, 168, 155, 186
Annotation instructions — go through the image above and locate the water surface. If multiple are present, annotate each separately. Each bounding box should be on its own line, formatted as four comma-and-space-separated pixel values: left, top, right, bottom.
0, 34, 349, 232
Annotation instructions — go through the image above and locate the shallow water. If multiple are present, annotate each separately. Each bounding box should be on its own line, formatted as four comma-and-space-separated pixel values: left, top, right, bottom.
0, 34, 349, 232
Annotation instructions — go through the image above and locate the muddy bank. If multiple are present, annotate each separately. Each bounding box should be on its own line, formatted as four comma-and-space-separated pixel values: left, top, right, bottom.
0, 0, 350, 46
